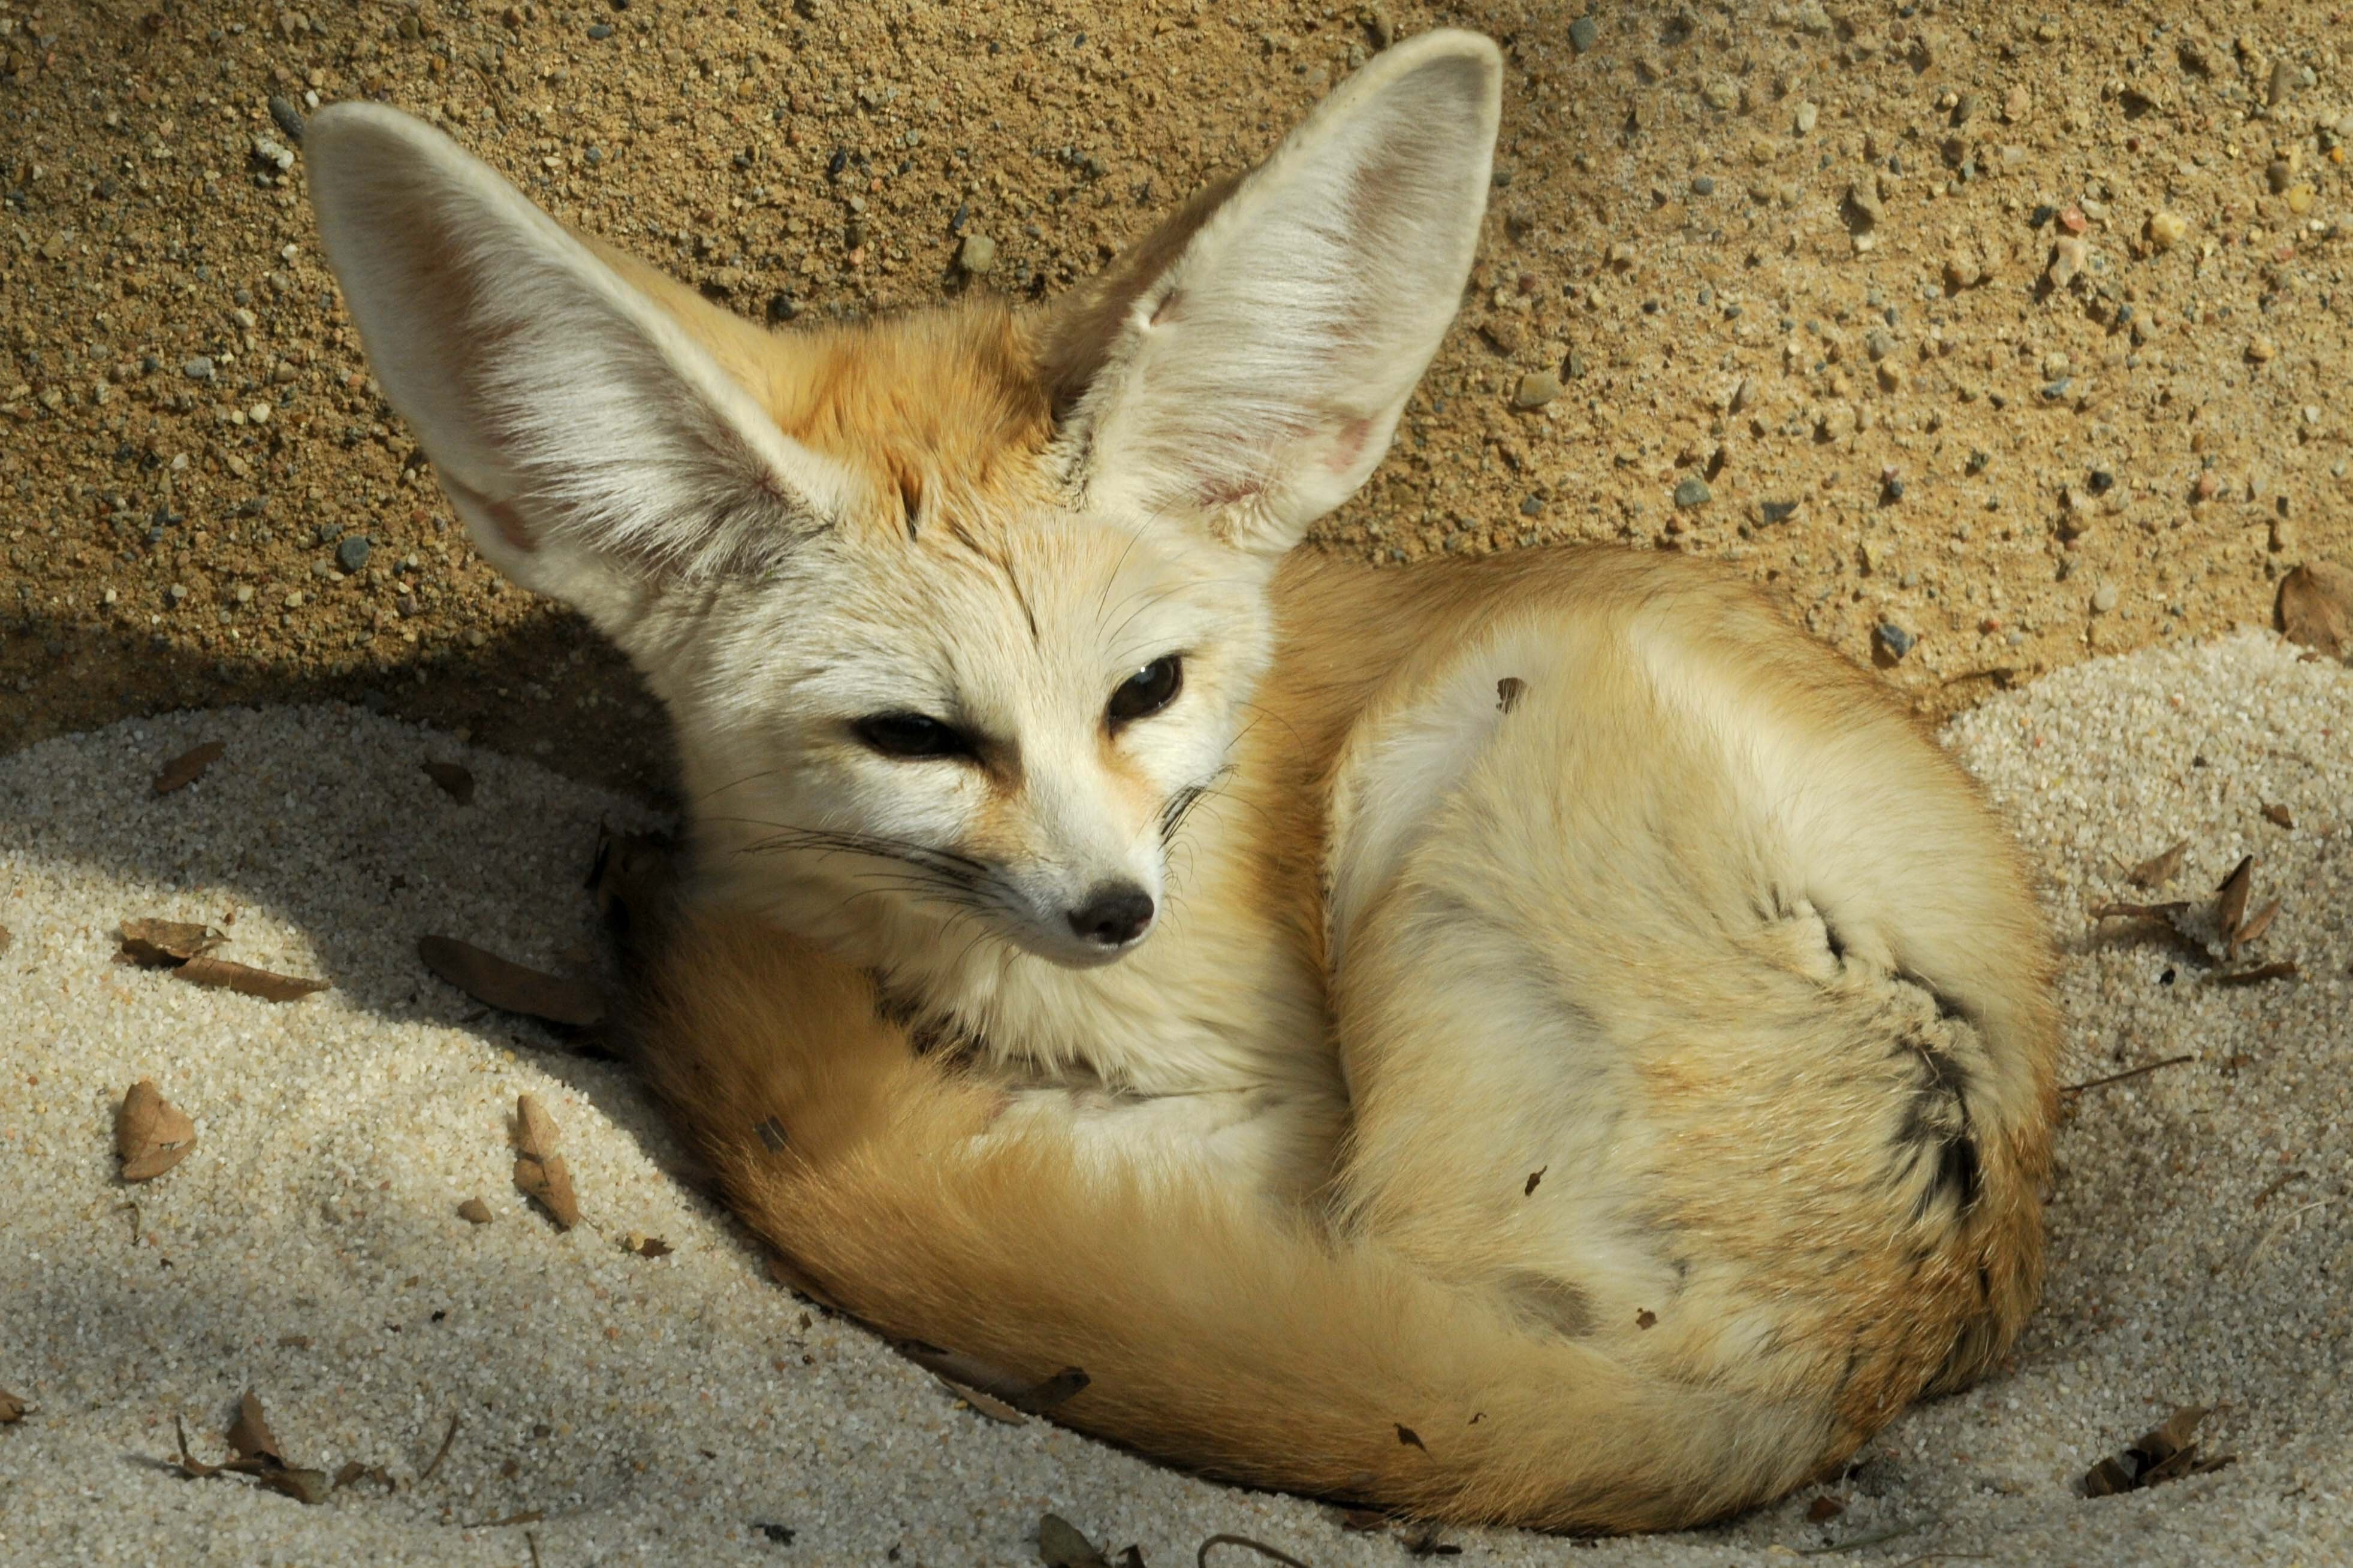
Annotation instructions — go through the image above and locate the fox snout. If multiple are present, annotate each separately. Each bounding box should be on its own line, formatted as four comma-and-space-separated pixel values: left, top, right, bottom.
1066, 881, 1156, 950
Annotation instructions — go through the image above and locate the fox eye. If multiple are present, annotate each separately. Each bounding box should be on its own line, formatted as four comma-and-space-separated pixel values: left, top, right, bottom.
1106, 655, 1183, 726
853, 712, 973, 761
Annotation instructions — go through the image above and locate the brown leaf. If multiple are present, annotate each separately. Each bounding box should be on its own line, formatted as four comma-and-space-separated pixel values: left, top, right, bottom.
2277, 560, 2352, 659
1806, 1494, 1847, 1524
176, 954, 328, 1002
2083, 1404, 2235, 1497
2230, 897, 2280, 954
2089, 901, 2190, 923
2213, 854, 2255, 941
0, 1389, 25, 1424
1495, 676, 1527, 714
173, 1413, 218, 1476
512, 1094, 580, 1229
1523, 1166, 1546, 1196
1337, 1508, 1389, 1533
457, 1198, 493, 1225
116, 1079, 197, 1182
152, 739, 225, 795
935, 1375, 1027, 1425
420, 760, 476, 804
2262, 803, 2295, 830
1037, 1514, 1112, 1568
0, 923, 11, 957
624, 1232, 673, 1259
228, 1389, 282, 1464
418, 935, 605, 1028
1635, 1308, 1658, 1330
2207, 960, 2298, 987
1396, 1423, 1426, 1450
117, 917, 227, 966
2125, 837, 2189, 889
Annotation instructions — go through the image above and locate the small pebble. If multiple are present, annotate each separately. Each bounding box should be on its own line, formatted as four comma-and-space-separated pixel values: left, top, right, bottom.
1568, 15, 1598, 53
181, 356, 216, 382
1510, 371, 1561, 410
957, 232, 998, 274
267, 95, 306, 144
2248, 336, 2277, 363
587, 22, 614, 40
2148, 210, 2189, 251
1672, 477, 1712, 509
1874, 623, 1916, 660
1794, 101, 1819, 135
337, 536, 372, 574
2092, 584, 2120, 615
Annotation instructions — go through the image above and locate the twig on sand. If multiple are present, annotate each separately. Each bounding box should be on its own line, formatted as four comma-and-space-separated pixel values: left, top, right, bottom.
417, 1411, 461, 1485
1197, 1533, 1313, 1567
2062, 1055, 2194, 1094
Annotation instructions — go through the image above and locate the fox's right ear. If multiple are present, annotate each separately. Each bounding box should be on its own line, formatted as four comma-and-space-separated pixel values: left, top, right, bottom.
1039, 31, 1500, 561
306, 103, 853, 633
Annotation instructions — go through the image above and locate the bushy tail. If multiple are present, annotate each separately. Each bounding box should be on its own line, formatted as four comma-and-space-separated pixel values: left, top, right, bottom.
632, 914, 1837, 1533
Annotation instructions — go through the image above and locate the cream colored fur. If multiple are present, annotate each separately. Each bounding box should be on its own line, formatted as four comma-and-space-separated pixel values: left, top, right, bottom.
306, 31, 2060, 1531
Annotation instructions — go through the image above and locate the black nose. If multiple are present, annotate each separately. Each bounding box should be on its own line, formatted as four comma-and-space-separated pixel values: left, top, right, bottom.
1067, 883, 1155, 947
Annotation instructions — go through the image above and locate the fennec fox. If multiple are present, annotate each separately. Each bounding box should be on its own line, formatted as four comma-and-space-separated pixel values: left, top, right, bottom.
309, 31, 2058, 1531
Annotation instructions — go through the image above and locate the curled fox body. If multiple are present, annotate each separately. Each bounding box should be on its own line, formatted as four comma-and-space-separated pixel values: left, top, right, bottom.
309, 32, 2058, 1531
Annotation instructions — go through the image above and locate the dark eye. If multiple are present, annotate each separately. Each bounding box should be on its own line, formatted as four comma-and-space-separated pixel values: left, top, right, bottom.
1107, 655, 1183, 726
852, 712, 973, 760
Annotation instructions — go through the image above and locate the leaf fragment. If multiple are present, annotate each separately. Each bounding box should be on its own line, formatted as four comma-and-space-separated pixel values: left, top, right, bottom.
1495, 676, 1527, 714
2277, 560, 2352, 660
935, 1374, 1028, 1425
116, 917, 226, 966
457, 1197, 493, 1225
2213, 854, 2255, 942
2083, 1404, 2235, 1497
153, 739, 225, 795
0, 1389, 25, 1424
623, 1232, 673, 1259
421, 760, 476, 804
512, 1094, 581, 1229
1806, 1493, 1847, 1524
1037, 1514, 1113, 1568
2229, 897, 2280, 954
2262, 803, 2295, 830
418, 935, 605, 1029
1524, 1166, 1546, 1196
116, 1079, 198, 1182
228, 1389, 282, 1465
2124, 837, 2189, 889
176, 953, 328, 1002
1396, 1423, 1426, 1450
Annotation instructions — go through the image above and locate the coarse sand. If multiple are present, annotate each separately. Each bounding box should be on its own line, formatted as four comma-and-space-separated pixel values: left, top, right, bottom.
1, 629, 2348, 1567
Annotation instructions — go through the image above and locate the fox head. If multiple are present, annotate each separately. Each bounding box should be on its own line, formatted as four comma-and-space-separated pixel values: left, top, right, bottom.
307, 33, 1499, 971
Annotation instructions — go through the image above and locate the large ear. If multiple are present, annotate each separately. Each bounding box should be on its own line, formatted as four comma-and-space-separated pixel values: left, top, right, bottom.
1040, 31, 1501, 558
306, 102, 854, 632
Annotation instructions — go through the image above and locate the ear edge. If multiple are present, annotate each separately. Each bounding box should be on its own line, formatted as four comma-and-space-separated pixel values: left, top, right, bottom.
308, 102, 855, 610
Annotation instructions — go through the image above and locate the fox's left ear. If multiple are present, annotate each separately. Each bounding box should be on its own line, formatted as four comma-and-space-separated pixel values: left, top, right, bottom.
1040, 30, 1500, 558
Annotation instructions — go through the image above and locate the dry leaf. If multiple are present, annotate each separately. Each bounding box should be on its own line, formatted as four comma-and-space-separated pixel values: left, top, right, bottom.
420, 760, 476, 804
2262, 803, 2295, 830
2207, 960, 2298, 987
623, 1232, 673, 1259
255, 1468, 331, 1504
117, 917, 227, 966
1806, 1494, 1847, 1524
116, 1079, 197, 1182
0, 924, 11, 957
2214, 854, 2255, 941
1495, 676, 1527, 714
176, 954, 328, 1003
2277, 560, 2352, 660
153, 739, 225, 795
1635, 1309, 1658, 1330
1037, 1514, 1113, 1568
457, 1198, 493, 1225
418, 935, 605, 1029
2125, 837, 2189, 889
1396, 1423, 1426, 1450
2090, 901, 2190, 923
1524, 1166, 1546, 1196
936, 1374, 1027, 1425
173, 1413, 219, 1476
0, 1389, 25, 1424
228, 1389, 282, 1465
2083, 1404, 2234, 1497
2230, 897, 2280, 954
1338, 1508, 1389, 1532
512, 1094, 581, 1229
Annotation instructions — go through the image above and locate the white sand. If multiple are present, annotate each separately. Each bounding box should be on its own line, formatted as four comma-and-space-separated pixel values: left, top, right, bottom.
1, 629, 2348, 1566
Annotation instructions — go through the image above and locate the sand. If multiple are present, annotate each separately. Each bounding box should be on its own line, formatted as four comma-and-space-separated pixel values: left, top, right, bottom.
1, 628, 2348, 1566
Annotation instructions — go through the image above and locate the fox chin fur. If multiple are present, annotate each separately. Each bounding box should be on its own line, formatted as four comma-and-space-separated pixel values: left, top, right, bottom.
307, 30, 2060, 1533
